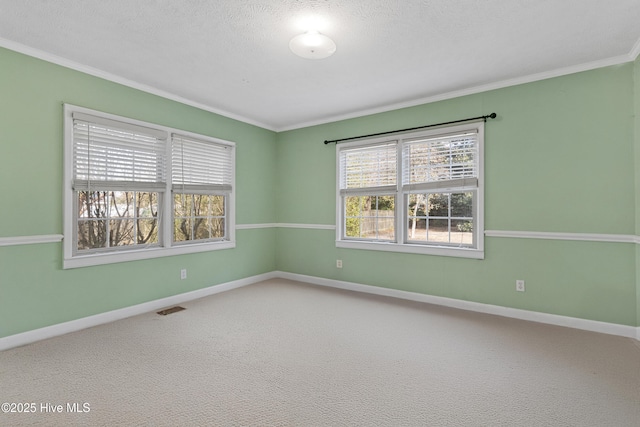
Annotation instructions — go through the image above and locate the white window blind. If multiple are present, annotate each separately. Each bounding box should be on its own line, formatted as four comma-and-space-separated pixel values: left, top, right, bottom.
72, 112, 167, 191
335, 121, 484, 259
64, 105, 237, 269
402, 131, 478, 192
171, 134, 233, 194
339, 141, 397, 195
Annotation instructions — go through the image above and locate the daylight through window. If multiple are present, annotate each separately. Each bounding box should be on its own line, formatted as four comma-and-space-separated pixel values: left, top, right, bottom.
64, 105, 235, 268
336, 122, 484, 259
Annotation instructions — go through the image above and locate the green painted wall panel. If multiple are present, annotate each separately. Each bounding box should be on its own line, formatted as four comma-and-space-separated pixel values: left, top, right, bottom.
275, 126, 337, 224
276, 229, 636, 326
275, 64, 638, 327
0, 47, 277, 338
1, 44, 639, 339
0, 229, 276, 338
483, 65, 634, 234
277, 64, 635, 234
0, 46, 277, 236
276, 96, 486, 225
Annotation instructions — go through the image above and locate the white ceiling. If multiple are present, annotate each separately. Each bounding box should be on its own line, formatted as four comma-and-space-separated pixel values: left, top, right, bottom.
1, 0, 639, 131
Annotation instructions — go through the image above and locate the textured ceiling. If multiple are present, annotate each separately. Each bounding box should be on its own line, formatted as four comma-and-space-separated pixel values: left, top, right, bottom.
1, 0, 639, 131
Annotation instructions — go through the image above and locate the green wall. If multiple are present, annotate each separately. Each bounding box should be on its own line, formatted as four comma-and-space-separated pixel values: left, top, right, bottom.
0, 47, 277, 338
275, 63, 639, 327
1, 45, 639, 341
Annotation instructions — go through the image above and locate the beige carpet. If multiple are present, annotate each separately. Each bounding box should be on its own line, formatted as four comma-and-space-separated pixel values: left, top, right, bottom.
0, 279, 639, 426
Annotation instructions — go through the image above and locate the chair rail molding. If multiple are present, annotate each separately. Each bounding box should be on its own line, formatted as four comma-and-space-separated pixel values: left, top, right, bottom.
2, 229, 639, 247
484, 230, 637, 244
0, 234, 64, 247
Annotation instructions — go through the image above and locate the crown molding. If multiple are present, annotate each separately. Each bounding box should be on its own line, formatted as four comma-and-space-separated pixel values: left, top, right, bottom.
1, 34, 639, 134
629, 35, 640, 61
278, 53, 634, 132
0, 37, 275, 132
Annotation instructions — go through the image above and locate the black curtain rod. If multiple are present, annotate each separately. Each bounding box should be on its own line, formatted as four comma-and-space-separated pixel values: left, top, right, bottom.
324, 113, 497, 145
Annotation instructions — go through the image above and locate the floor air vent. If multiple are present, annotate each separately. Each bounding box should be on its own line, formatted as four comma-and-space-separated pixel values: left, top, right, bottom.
157, 306, 186, 316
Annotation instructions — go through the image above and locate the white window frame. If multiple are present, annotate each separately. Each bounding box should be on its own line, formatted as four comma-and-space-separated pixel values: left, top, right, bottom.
63, 104, 235, 269
336, 122, 484, 259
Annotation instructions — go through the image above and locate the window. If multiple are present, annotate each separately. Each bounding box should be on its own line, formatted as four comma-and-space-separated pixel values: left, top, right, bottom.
340, 142, 397, 241
64, 105, 235, 268
171, 134, 233, 244
336, 122, 484, 259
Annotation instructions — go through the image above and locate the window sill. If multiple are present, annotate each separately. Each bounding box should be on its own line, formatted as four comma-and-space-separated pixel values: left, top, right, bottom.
335, 240, 484, 259
63, 241, 236, 269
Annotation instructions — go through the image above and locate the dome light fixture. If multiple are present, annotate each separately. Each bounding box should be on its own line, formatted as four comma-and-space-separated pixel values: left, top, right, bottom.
289, 30, 336, 59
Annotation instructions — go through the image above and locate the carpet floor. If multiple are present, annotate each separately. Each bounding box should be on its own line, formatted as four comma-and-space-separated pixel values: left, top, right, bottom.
1, 279, 639, 426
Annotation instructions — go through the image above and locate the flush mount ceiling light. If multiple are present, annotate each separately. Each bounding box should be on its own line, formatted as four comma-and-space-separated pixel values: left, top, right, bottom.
289, 30, 336, 59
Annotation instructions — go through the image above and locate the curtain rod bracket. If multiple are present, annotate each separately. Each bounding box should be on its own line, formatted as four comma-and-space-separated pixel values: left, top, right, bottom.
324, 112, 497, 145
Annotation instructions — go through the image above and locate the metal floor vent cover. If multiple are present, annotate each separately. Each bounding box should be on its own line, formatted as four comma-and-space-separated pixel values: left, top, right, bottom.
157, 306, 186, 316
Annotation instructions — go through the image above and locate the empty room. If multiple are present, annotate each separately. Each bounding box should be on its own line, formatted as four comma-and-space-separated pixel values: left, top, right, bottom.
1, 1, 639, 426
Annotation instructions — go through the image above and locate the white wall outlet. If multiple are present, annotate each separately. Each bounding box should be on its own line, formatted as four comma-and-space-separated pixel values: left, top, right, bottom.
336, 260, 343, 268
516, 280, 525, 292
181, 269, 187, 280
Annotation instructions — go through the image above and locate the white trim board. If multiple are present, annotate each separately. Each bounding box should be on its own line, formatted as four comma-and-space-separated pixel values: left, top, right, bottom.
485, 230, 637, 244
1, 270, 637, 352
236, 223, 335, 230
0, 234, 63, 247
276, 223, 336, 230
277, 271, 639, 340
236, 223, 279, 230
3, 227, 636, 248
0, 224, 336, 246
0, 272, 278, 352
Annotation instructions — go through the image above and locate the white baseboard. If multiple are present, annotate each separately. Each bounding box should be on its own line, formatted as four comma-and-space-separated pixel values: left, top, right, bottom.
276, 271, 640, 340
1, 270, 637, 352
0, 272, 278, 352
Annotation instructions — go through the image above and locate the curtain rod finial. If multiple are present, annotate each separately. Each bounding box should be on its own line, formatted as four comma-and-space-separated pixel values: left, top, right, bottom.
489, 113, 497, 119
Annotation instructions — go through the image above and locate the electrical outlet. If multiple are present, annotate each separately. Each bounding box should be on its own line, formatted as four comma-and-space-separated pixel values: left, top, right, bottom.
181, 269, 187, 280
336, 260, 343, 268
516, 280, 525, 292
